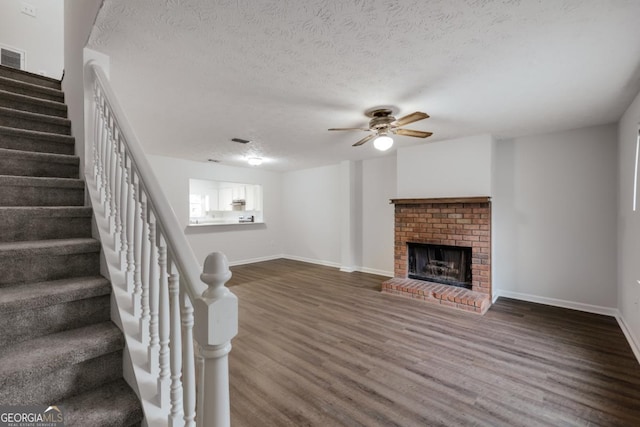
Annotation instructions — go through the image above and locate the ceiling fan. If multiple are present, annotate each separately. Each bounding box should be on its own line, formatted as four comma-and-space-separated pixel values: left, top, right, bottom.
329, 108, 432, 150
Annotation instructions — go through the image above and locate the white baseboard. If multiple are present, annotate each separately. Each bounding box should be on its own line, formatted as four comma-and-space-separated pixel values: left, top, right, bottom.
491, 293, 500, 304
282, 254, 341, 269
494, 290, 618, 316
356, 266, 393, 278
615, 311, 640, 365
279, 256, 393, 278
227, 254, 282, 267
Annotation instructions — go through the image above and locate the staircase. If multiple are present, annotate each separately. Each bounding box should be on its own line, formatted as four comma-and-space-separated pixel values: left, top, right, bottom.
0, 65, 143, 426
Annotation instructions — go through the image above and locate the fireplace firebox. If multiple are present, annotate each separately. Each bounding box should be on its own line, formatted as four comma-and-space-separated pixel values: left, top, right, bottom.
407, 242, 472, 289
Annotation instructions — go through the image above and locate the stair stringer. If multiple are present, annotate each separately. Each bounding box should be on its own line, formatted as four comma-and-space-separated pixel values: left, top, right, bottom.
86, 173, 170, 427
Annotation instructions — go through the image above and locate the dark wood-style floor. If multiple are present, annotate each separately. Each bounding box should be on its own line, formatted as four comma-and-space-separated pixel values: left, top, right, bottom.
226, 259, 640, 427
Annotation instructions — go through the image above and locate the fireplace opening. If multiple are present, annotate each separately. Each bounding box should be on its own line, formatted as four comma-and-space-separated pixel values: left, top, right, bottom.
407, 242, 472, 289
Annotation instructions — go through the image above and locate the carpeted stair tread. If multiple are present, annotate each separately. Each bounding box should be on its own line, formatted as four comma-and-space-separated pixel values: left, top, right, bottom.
0, 174, 84, 188
0, 75, 64, 102
0, 125, 75, 155
0, 89, 67, 117
0, 238, 100, 286
60, 379, 143, 427
0, 175, 86, 207
0, 276, 111, 346
0, 147, 79, 178
0, 206, 92, 242
0, 65, 61, 90
0, 206, 91, 218
0, 106, 71, 135
0, 238, 99, 256
0, 147, 78, 163
0, 322, 124, 380
0, 276, 110, 312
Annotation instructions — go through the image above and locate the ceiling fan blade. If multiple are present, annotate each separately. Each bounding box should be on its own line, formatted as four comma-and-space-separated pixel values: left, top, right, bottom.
328, 127, 370, 131
395, 128, 433, 138
394, 111, 429, 127
352, 134, 375, 147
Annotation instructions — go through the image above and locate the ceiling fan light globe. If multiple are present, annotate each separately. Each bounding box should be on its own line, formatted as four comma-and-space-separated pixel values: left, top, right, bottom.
373, 135, 393, 151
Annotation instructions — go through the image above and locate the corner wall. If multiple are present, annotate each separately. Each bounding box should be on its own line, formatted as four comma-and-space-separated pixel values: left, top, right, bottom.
281, 156, 397, 275
360, 155, 396, 276
618, 88, 640, 358
493, 124, 618, 311
282, 164, 342, 266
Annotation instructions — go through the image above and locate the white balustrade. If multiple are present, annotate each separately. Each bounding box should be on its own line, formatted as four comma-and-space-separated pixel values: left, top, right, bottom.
86, 62, 237, 427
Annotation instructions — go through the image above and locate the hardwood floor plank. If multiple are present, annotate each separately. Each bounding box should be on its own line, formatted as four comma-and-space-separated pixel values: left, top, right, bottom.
227, 259, 640, 426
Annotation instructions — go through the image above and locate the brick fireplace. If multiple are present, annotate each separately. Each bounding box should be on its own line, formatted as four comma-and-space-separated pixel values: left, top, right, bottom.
381, 197, 492, 314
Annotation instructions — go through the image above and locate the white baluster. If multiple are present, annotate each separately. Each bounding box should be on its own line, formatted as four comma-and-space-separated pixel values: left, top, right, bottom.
194, 252, 238, 427
157, 234, 170, 406
196, 349, 204, 424
97, 99, 104, 195
103, 113, 114, 219
124, 154, 136, 291
148, 210, 160, 374
139, 191, 150, 343
109, 118, 119, 229
113, 132, 123, 253
100, 105, 110, 201
92, 84, 101, 182
168, 260, 184, 427
181, 289, 196, 427
119, 144, 129, 270
132, 173, 143, 313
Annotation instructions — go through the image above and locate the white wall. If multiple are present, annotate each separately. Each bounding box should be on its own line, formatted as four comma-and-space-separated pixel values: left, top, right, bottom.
0, 0, 63, 78
493, 124, 618, 310
63, 0, 103, 178
618, 88, 640, 356
360, 155, 396, 276
282, 164, 342, 266
148, 155, 283, 266
397, 134, 494, 198
280, 157, 395, 275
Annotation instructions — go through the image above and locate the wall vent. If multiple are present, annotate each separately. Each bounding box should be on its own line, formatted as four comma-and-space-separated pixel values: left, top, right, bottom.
0, 45, 25, 70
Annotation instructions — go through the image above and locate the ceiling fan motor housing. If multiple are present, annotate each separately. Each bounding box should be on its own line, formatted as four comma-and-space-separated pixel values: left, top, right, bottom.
368, 109, 396, 131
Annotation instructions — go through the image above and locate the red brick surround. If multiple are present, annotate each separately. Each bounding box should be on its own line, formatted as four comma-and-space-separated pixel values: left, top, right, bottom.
382, 197, 492, 314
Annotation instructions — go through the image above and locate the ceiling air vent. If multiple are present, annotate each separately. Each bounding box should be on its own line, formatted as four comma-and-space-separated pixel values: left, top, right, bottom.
0, 46, 25, 70
231, 138, 251, 144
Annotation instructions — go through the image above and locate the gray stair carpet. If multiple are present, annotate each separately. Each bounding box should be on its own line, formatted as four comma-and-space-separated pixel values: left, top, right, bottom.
0, 64, 143, 426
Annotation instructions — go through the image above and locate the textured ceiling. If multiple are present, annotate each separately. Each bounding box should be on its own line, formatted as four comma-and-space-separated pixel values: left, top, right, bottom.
88, 0, 640, 172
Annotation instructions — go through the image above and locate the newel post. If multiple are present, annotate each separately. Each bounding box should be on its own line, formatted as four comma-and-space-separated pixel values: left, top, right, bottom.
193, 252, 238, 427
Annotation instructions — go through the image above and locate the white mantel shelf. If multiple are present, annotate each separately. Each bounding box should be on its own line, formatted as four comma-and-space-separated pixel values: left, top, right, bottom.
390, 197, 491, 205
